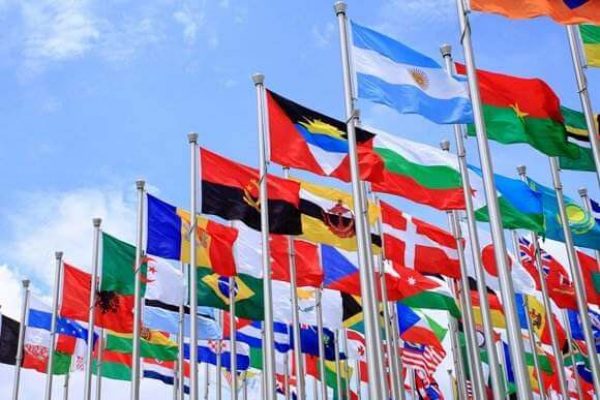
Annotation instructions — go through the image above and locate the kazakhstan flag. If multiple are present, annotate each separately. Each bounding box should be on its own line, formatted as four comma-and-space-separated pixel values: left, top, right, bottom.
530, 179, 600, 251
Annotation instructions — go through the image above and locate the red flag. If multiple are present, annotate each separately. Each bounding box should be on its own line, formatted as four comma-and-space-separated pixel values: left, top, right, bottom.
270, 236, 323, 287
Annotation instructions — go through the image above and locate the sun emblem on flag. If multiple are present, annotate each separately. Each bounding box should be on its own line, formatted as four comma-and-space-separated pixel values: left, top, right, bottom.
322, 200, 355, 238
558, 204, 595, 235
243, 179, 261, 211
408, 68, 429, 90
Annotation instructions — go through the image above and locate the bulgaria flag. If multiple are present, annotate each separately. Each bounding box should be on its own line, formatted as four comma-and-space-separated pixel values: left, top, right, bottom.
471, 0, 600, 25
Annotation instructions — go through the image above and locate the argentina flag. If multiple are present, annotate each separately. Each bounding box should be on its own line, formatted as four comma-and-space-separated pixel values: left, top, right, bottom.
350, 22, 473, 124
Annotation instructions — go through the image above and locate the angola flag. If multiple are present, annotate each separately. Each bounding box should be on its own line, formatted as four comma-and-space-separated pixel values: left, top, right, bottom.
267, 89, 384, 182
471, 0, 600, 25
146, 193, 238, 276
200, 148, 302, 235
455, 63, 579, 159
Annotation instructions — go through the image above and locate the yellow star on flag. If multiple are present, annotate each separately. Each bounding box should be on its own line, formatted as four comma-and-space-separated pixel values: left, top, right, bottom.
510, 103, 529, 120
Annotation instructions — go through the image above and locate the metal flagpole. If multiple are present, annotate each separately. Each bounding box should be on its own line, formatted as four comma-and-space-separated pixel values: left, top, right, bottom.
315, 287, 328, 400
172, 359, 179, 400
439, 44, 505, 400
63, 372, 70, 400
242, 372, 248, 400
566, 26, 600, 186
204, 362, 210, 400
409, 369, 417, 398
333, 3, 385, 398
562, 309, 585, 400
229, 276, 238, 400
548, 157, 600, 395
95, 329, 104, 400
282, 167, 306, 400
84, 218, 102, 400
446, 209, 486, 399
389, 301, 406, 398
45, 251, 64, 400
251, 73, 277, 400
577, 188, 600, 263
341, 331, 352, 400
454, 2, 532, 398
446, 299, 467, 400
177, 263, 187, 400
334, 330, 343, 400
188, 132, 200, 400
11, 279, 30, 400
284, 352, 290, 400
131, 179, 145, 400
216, 340, 222, 400
516, 165, 570, 400
355, 359, 362, 400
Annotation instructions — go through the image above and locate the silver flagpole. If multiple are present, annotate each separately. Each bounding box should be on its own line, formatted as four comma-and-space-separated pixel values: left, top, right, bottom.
229, 276, 238, 400
131, 179, 145, 400
63, 372, 70, 400
566, 26, 600, 186
439, 44, 505, 400
548, 157, 600, 395
84, 218, 102, 400
445, 278, 468, 400
355, 359, 362, 400
95, 329, 104, 400
177, 263, 187, 400
454, 1, 532, 398
172, 359, 179, 400
389, 301, 406, 399
11, 279, 30, 400
45, 251, 63, 400
251, 73, 277, 400
334, 330, 343, 400
204, 362, 210, 400
188, 132, 200, 400
216, 340, 222, 400
242, 372, 248, 400
315, 287, 328, 400
342, 330, 352, 400
562, 309, 585, 400
516, 165, 570, 400
333, 3, 385, 398
577, 188, 600, 263
282, 167, 306, 400
284, 352, 290, 400
446, 208, 486, 399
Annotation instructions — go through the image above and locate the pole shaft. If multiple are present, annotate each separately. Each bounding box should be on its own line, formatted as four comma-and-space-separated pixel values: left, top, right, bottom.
63, 372, 70, 400
45, 252, 63, 400
334, 4, 385, 398
216, 340, 222, 400
355, 359, 362, 400
84, 219, 102, 400
177, 263, 187, 400
131, 180, 145, 400
566, 25, 600, 187
229, 276, 238, 400
549, 157, 600, 395
284, 352, 290, 400
445, 293, 467, 400
189, 133, 200, 400
95, 330, 104, 400
316, 287, 328, 400
334, 330, 343, 400
454, 2, 532, 398
252, 75, 277, 400
562, 309, 585, 400
283, 167, 306, 400
342, 331, 352, 400
11, 280, 30, 400
578, 189, 600, 264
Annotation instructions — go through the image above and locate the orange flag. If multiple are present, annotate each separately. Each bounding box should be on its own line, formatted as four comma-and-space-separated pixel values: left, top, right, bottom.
471, 0, 600, 25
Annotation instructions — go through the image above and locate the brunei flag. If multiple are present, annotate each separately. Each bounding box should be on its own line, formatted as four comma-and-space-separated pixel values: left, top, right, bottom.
200, 148, 302, 235
296, 179, 381, 252
267, 90, 384, 183
146, 194, 238, 276
471, 0, 600, 25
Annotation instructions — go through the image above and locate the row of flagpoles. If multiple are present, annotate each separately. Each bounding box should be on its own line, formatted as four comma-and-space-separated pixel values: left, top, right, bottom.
5, 1, 600, 400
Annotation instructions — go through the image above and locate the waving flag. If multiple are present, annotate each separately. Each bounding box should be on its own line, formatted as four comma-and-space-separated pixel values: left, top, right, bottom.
581, 25, 600, 67
0, 315, 19, 366
401, 342, 446, 375
143, 358, 189, 394
471, 0, 600, 25
350, 22, 472, 124
184, 339, 251, 371
396, 268, 460, 318
558, 106, 598, 172
396, 304, 444, 348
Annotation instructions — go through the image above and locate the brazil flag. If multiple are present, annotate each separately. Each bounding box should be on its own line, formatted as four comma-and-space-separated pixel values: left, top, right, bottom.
197, 267, 264, 320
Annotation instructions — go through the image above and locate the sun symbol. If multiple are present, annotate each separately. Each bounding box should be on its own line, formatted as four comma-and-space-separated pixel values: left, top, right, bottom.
409, 68, 429, 90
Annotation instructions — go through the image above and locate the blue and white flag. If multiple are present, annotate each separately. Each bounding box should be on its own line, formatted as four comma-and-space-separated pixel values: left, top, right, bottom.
351, 22, 473, 124
28, 296, 94, 344
590, 198, 600, 224
143, 299, 221, 339
236, 321, 291, 353
184, 339, 250, 371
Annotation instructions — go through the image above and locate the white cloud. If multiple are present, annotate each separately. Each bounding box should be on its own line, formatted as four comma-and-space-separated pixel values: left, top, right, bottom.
375, 0, 457, 37
312, 21, 335, 48
173, 0, 207, 46
0, 264, 25, 320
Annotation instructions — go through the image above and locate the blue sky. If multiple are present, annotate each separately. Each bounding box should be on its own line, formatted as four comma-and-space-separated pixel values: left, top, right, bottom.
0, 0, 599, 398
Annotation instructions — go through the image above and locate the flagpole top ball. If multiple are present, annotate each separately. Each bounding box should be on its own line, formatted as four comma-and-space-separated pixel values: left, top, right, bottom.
516, 165, 527, 176
440, 139, 450, 151
188, 132, 198, 144
93, 217, 102, 228
334, 1, 347, 15
440, 44, 452, 57
252, 73, 264, 85
55, 251, 63, 260
578, 187, 588, 197
22, 279, 30, 288
136, 180, 145, 190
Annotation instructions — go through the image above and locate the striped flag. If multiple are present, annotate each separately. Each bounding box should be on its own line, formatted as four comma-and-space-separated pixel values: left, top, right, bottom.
401, 342, 445, 375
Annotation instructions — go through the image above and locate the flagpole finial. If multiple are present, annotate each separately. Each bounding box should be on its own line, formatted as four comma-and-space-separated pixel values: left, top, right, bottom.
188, 132, 198, 144
578, 187, 588, 197
334, 1, 347, 15
136, 180, 145, 190
440, 139, 450, 151
22, 279, 30, 288
251, 73, 265, 86
92, 218, 102, 228
440, 44, 452, 57
55, 251, 63, 260
516, 165, 527, 177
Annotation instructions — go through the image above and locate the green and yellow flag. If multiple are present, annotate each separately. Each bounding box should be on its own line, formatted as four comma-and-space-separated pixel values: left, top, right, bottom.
581, 25, 600, 68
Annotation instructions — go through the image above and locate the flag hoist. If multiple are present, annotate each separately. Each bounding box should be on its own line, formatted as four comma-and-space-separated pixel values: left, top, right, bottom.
251, 73, 277, 400
12, 279, 30, 400
454, 1, 532, 398
439, 44, 504, 400
567, 26, 600, 185
577, 187, 600, 263
548, 157, 600, 395
516, 165, 570, 400
188, 132, 200, 400
333, 2, 386, 398
44, 251, 63, 400
131, 179, 145, 400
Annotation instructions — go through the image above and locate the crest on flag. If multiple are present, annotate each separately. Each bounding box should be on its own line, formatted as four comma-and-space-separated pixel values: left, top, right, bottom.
409, 68, 429, 90
242, 180, 261, 211
322, 200, 355, 238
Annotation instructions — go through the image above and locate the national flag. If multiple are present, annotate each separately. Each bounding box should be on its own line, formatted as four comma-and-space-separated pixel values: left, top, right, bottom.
566, 309, 600, 353
529, 178, 600, 251
514, 294, 566, 348
345, 329, 366, 362
380, 201, 460, 278
104, 329, 178, 361
558, 106, 598, 172
143, 300, 221, 339
350, 22, 473, 124
581, 25, 600, 68
142, 358, 189, 394
415, 369, 445, 400
592, 198, 600, 223
455, 63, 579, 159
401, 341, 446, 375
200, 148, 302, 235
266, 89, 384, 182
93, 349, 132, 381
469, 165, 545, 233
395, 304, 444, 348
369, 128, 466, 210
472, 289, 506, 329
396, 269, 461, 318
296, 179, 380, 252
342, 294, 364, 331
270, 236, 323, 287
577, 249, 600, 305
146, 193, 238, 275
184, 339, 251, 371
304, 354, 350, 398
471, 0, 600, 25
0, 315, 19, 366
235, 320, 291, 353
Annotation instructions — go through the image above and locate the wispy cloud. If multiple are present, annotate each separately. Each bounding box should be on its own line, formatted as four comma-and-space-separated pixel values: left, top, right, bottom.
312, 21, 336, 48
